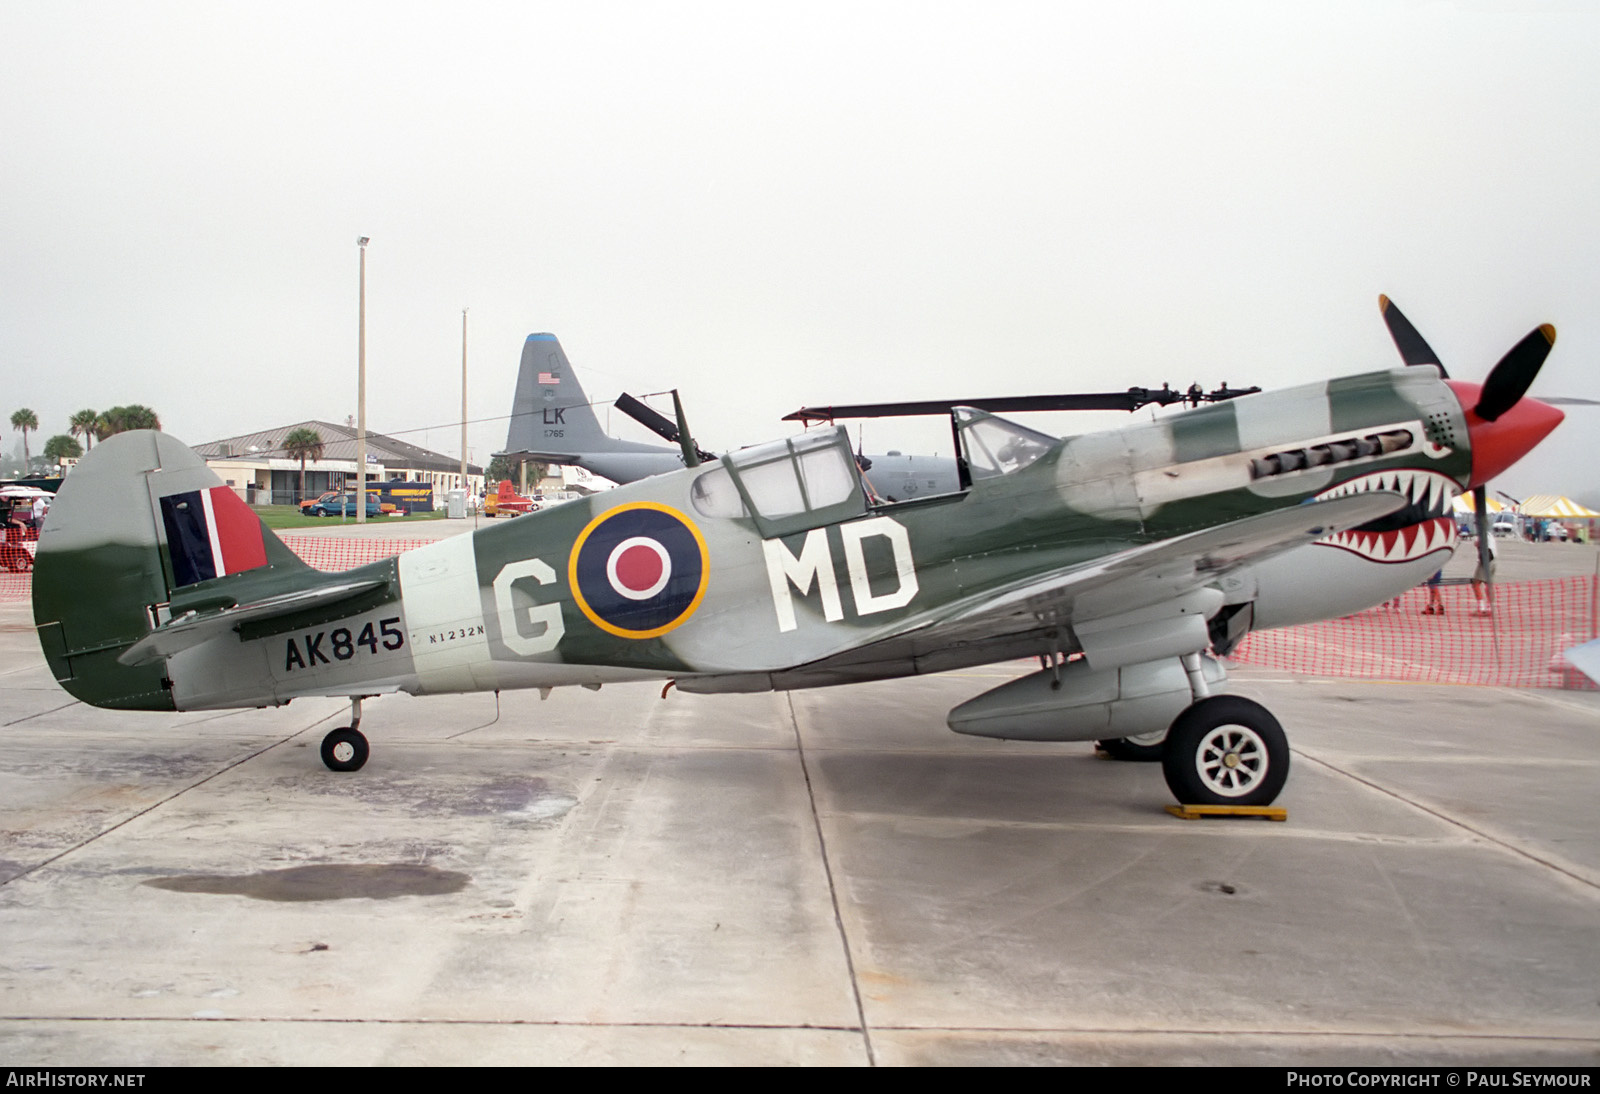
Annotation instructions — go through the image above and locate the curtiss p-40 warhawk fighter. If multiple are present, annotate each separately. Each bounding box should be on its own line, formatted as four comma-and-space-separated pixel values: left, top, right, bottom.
31, 301, 1565, 807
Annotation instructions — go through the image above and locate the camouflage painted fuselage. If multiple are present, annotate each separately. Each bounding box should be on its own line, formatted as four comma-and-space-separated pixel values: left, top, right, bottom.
34, 366, 1469, 713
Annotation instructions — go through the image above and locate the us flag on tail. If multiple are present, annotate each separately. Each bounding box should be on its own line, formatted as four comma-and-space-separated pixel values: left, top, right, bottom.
159, 486, 268, 587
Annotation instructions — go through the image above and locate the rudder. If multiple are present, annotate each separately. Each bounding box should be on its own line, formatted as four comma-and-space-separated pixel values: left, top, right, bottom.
32, 431, 307, 710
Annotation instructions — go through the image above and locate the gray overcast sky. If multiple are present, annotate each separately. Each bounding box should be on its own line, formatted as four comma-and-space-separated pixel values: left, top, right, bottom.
4, 1, 1597, 499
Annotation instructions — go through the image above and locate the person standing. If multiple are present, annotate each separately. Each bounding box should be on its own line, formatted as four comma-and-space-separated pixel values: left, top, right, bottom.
1423, 568, 1445, 614
1471, 533, 1498, 615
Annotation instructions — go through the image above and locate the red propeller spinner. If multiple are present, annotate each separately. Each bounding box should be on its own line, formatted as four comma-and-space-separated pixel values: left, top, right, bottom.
1446, 378, 1564, 488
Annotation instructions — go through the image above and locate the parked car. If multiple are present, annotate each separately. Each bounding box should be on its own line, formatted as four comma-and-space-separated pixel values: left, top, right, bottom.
308, 493, 383, 518
298, 490, 341, 513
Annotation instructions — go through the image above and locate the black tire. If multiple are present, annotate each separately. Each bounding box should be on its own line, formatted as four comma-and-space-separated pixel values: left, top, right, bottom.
1161, 696, 1289, 806
1095, 729, 1167, 762
320, 727, 369, 772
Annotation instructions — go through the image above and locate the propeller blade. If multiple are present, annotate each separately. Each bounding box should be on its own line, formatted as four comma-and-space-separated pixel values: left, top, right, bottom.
1473, 484, 1500, 661
615, 391, 715, 463
614, 392, 681, 444
670, 389, 702, 468
1475, 324, 1557, 422
1474, 485, 1492, 591
1379, 295, 1447, 376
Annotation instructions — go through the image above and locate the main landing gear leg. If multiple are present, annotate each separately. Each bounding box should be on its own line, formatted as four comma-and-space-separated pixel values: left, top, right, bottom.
320, 696, 371, 773
1094, 652, 1216, 764
1161, 656, 1289, 806
1180, 651, 1211, 700
1095, 651, 1215, 764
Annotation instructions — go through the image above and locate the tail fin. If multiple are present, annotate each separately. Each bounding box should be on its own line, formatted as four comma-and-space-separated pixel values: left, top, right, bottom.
500, 333, 673, 463
502, 334, 613, 456
32, 431, 308, 710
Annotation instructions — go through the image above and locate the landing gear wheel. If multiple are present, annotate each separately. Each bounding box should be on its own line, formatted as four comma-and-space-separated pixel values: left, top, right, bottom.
320, 727, 369, 772
1161, 696, 1288, 806
1095, 729, 1167, 762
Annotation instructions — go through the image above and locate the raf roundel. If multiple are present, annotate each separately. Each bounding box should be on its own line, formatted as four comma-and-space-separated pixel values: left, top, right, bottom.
569, 503, 710, 639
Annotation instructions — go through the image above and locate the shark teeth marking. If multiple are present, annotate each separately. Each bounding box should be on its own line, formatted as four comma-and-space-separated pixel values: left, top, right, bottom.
1313, 469, 1460, 565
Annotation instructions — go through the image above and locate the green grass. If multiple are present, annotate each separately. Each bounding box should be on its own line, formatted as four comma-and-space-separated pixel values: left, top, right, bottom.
252, 505, 450, 530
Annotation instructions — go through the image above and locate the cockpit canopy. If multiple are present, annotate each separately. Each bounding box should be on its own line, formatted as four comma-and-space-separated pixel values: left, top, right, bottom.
690, 426, 866, 537
953, 407, 1056, 481
689, 411, 1057, 535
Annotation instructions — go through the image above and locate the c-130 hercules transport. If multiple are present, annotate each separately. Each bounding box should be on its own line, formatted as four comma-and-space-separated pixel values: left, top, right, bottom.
30, 299, 1563, 807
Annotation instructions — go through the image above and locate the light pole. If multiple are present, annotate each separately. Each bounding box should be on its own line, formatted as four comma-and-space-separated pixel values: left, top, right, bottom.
356, 236, 369, 523
461, 307, 469, 497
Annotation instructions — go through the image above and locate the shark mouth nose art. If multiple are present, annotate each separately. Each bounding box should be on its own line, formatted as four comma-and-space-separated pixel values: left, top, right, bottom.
1314, 470, 1459, 563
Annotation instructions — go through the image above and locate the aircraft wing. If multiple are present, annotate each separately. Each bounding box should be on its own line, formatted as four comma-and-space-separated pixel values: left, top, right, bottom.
117, 578, 389, 666
929, 489, 1411, 637
679, 490, 1411, 693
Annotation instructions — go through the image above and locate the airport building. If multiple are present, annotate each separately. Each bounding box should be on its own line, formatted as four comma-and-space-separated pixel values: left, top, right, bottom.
192, 421, 484, 507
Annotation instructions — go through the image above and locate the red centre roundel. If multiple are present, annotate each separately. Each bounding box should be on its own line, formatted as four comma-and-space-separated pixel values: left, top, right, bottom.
570, 502, 710, 639
607, 536, 671, 600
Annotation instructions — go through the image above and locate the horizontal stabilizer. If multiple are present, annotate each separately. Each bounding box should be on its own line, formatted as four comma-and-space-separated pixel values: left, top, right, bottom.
499, 448, 622, 465
118, 578, 388, 666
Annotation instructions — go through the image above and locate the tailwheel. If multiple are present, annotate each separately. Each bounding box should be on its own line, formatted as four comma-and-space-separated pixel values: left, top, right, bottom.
320, 727, 369, 772
1161, 696, 1289, 806
1094, 729, 1167, 762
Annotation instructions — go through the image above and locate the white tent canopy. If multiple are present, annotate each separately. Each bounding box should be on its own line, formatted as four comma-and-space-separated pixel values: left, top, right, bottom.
1452, 493, 1507, 514
1517, 494, 1600, 519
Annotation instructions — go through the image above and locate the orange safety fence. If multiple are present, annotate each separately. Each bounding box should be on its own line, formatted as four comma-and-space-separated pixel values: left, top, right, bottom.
274, 535, 438, 572
0, 535, 434, 602
2, 539, 1597, 690
1230, 577, 1600, 690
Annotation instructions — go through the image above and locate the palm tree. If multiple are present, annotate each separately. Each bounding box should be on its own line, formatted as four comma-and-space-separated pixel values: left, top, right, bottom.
70, 409, 98, 451
10, 409, 38, 469
282, 427, 325, 504
42, 434, 82, 465
94, 405, 162, 439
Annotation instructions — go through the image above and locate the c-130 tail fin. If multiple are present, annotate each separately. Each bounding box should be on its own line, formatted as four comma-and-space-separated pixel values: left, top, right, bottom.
497, 333, 681, 481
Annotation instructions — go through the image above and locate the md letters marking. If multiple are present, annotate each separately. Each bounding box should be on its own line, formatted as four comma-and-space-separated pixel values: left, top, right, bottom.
285, 616, 405, 672
764, 516, 918, 632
